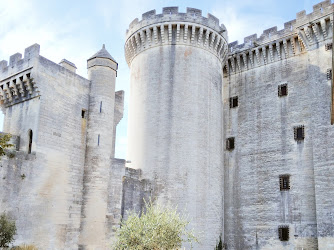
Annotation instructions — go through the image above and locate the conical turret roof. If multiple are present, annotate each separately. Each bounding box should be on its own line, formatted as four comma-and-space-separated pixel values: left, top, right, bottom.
88, 44, 117, 63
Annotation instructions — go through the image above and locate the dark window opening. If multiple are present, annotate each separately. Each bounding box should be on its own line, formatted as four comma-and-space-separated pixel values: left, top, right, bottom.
278, 84, 288, 97
81, 109, 86, 119
28, 129, 33, 154
98, 134, 100, 146
327, 69, 332, 80
294, 125, 305, 140
226, 137, 235, 150
278, 226, 289, 241
100, 101, 102, 113
325, 43, 333, 51
279, 175, 290, 191
229, 96, 238, 108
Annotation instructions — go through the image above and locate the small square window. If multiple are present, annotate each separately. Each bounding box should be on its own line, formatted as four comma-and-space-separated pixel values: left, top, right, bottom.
325, 43, 333, 51
81, 109, 86, 118
230, 96, 238, 108
278, 84, 288, 97
294, 125, 305, 141
278, 226, 289, 241
279, 175, 290, 191
226, 137, 235, 150
327, 69, 332, 80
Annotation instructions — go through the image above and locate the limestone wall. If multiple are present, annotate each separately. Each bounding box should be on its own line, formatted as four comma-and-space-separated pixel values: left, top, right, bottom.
125, 7, 227, 249
223, 1, 334, 249
0, 44, 90, 249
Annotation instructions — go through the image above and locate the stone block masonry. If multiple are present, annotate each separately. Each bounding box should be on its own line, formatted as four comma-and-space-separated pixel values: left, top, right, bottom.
1, 1, 334, 249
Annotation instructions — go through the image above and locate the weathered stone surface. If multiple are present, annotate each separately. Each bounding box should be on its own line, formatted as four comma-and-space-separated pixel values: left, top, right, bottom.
1, 1, 334, 250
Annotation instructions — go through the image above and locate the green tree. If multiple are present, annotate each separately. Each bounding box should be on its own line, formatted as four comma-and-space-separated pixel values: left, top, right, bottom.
0, 133, 13, 159
113, 202, 198, 250
215, 235, 223, 250
0, 213, 16, 247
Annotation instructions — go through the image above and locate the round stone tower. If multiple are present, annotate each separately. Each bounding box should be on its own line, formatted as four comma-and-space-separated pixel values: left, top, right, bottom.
125, 7, 228, 249
79, 45, 118, 249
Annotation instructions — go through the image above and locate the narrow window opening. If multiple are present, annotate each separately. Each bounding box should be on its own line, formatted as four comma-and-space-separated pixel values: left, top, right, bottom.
278, 84, 288, 97
100, 101, 102, 113
81, 109, 86, 119
229, 96, 238, 108
279, 175, 290, 191
294, 125, 305, 141
98, 134, 100, 146
226, 137, 235, 151
28, 129, 33, 154
278, 226, 289, 241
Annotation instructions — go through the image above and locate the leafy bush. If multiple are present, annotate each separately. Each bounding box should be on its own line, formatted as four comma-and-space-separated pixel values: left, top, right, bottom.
113, 201, 198, 249
11, 244, 38, 250
0, 213, 16, 247
0, 133, 14, 159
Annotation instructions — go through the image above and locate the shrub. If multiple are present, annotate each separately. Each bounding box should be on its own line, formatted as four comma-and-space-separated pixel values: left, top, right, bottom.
11, 244, 38, 250
113, 201, 198, 249
0, 213, 16, 247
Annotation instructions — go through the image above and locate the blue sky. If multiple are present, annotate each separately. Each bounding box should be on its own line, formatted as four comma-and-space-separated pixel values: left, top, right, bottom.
0, 0, 325, 159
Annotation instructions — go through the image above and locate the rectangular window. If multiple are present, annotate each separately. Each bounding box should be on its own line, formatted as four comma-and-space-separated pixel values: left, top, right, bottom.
226, 137, 235, 150
229, 96, 238, 108
294, 125, 305, 140
81, 109, 86, 118
327, 69, 332, 80
278, 226, 289, 241
278, 84, 288, 97
279, 175, 290, 191
325, 43, 333, 51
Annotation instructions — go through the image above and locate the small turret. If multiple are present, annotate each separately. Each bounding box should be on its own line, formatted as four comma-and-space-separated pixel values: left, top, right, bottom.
87, 44, 118, 71
79, 45, 118, 249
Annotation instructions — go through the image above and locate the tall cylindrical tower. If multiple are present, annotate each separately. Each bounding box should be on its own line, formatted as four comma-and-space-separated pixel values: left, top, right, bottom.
125, 7, 228, 249
79, 45, 117, 249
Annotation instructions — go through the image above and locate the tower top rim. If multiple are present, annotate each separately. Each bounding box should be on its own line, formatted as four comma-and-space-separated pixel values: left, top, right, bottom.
126, 7, 227, 40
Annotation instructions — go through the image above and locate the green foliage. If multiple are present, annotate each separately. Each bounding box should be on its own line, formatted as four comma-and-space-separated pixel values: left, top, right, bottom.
215, 235, 223, 250
0, 133, 14, 160
11, 244, 38, 250
0, 213, 16, 247
113, 202, 198, 250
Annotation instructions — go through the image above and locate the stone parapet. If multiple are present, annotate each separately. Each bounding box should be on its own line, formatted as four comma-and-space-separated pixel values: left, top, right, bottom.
225, 0, 334, 75
125, 7, 228, 66
0, 44, 41, 108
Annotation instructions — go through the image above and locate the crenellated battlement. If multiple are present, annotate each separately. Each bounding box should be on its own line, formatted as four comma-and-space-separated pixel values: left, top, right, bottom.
125, 7, 228, 66
126, 7, 226, 39
225, 0, 334, 75
0, 44, 41, 108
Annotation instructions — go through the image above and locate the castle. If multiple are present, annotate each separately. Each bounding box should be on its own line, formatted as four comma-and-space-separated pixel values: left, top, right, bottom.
0, 0, 334, 249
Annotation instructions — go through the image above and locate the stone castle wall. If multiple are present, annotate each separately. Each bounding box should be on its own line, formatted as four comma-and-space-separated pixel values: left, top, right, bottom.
125, 7, 228, 249
223, 0, 334, 249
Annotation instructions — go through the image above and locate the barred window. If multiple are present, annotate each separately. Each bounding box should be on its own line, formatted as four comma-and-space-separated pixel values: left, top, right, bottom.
278, 84, 288, 97
279, 175, 290, 191
294, 125, 305, 141
327, 69, 332, 80
226, 137, 235, 150
325, 43, 333, 51
278, 226, 289, 241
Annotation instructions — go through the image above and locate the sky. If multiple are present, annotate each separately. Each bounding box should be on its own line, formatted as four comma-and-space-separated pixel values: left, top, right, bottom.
0, 0, 325, 159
